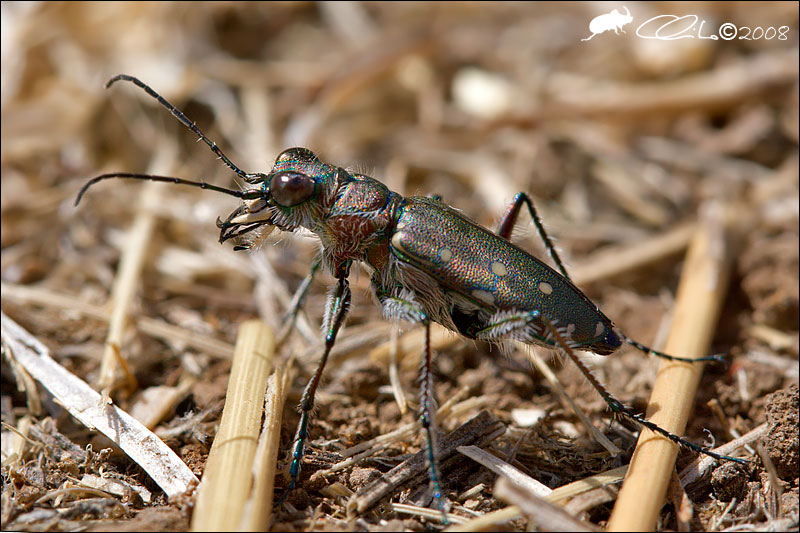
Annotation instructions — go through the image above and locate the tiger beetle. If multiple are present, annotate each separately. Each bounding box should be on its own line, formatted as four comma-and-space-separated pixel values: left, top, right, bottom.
76, 75, 748, 521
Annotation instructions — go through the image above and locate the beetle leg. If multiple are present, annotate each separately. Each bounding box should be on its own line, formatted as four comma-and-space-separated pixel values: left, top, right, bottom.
419, 319, 450, 522
538, 314, 747, 464
470, 309, 555, 347
276, 254, 322, 347
373, 280, 450, 522
496, 192, 571, 281
280, 264, 351, 505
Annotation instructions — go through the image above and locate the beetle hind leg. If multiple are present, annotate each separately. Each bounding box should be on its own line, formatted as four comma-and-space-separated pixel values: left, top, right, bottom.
496, 193, 721, 365
538, 314, 748, 465
496, 192, 571, 281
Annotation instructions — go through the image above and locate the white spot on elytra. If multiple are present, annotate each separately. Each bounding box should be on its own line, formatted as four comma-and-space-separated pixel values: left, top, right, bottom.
538, 281, 553, 295
439, 248, 453, 262
595, 321, 605, 337
491, 261, 507, 276
472, 289, 495, 305
566, 323, 576, 336
391, 232, 405, 252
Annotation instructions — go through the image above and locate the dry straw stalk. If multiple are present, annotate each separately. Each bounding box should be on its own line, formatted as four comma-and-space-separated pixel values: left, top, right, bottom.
191, 320, 275, 532
607, 204, 739, 531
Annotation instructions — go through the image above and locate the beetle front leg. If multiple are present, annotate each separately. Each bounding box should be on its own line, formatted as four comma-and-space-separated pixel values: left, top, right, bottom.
280, 264, 351, 504
276, 253, 322, 347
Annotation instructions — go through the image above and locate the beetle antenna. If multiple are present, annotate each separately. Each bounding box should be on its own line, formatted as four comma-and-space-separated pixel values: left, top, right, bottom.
106, 74, 268, 185
621, 334, 725, 364
75, 172, 263, 206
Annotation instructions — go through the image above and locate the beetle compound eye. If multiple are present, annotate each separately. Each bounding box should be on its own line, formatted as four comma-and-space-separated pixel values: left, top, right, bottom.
275, 147, 318, 164
270, 171, 315, 207
276, 148, 300, 163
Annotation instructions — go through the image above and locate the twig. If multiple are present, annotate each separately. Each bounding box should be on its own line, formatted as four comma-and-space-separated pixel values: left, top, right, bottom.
679, 422, 767, 486
347, 410, 505, 515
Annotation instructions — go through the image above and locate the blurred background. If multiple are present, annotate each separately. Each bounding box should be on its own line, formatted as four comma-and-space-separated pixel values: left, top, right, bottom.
2, 2, 798, 531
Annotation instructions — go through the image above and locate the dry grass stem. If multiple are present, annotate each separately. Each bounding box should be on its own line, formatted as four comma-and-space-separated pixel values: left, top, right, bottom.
190, 320, 275, 531
0, 282, 235, 358
549, 466, 629, 504
525, 347, 621, 455
341, 386, 471, 458
444, 505, 522, 533
314, 388, 473, 479
607, 205, 739, 531
97, 148, 175, 392
569, 222, 696, 285
388, 503, 469, 525
239, 362, 292, 531
4, 415, 32, 468
300, 322, 396, 365
561, 487, 617, 517
370, 323, 457, 368
590, 160, 671, 226
447, 465, 628, 532
388, 327, 409, 414
535, 48, 798, 118
128, 378, 196, 430
457, 445, 551, 498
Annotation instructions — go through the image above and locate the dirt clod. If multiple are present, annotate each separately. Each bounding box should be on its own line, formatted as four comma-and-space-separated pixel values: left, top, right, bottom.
763, 384, 799, 482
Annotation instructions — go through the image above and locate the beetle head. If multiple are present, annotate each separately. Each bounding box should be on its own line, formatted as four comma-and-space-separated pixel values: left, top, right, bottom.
217, 147, 343, 246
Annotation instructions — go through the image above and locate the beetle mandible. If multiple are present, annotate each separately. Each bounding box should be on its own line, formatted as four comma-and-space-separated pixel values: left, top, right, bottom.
76, 74, 746, 519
